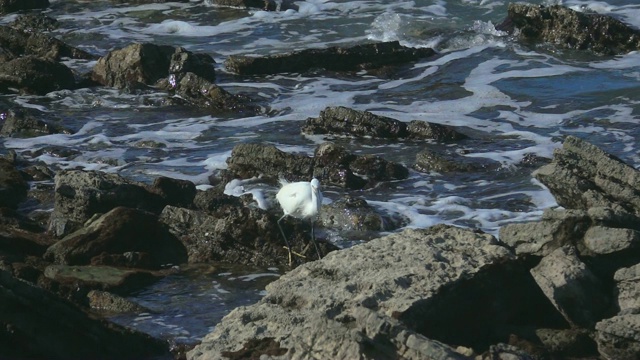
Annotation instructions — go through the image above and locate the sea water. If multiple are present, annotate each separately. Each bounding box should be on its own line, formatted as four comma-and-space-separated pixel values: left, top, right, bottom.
1, 0, 640, 345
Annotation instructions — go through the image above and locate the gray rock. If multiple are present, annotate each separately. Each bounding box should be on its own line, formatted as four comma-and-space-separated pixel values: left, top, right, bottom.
530, 246, 609, 328
414, 147, 500, 173
533, 136, 640, 215
0, 108, 73, 138
0, 269, 170, 359
87, 289, 149, 314
596, 314, 640, 360
224, 40, 437, 75
209, 0, 297, 11
9, 13, 58, 32
535, 328, 597, 358
188, 225, 523, 359
497, 4, 640, 55
318, 195, 406, 234
582, 226, 640, 255
43, 264, 160, 295
499, 208, 590, 256
0, 24, 94, 61
302, 106, 467, 141
614, 264, 640, 313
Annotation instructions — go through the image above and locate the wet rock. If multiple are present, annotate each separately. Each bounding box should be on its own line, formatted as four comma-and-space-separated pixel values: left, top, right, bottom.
44, 206, 187, 269
87, 289, 150, 314
500, 208, 590, 257
0, 270, 171, 359
225, 40, 437, 75
613, 264, 640, 313
0, 24, 95, 61
0, 0, 48, 14
318, 195, 403, 233
533, 135, 640, 215
414, 147, 500, 173
47, 170, 162, 237
159, 205, 335, 266
209, 0, 297, 11
530, 246, 609, 328
91, 43, 215, 89
9, 13, 59, 32
595, 313, 640, 360
164, 72, 261, 115
193, 187, 244, 212
148, 176, 197, 210
0, 158, 28, 209
0, 108, 73, 137
0, 56, 76, 95
44, 264, 161, 295
302, 106, 467, 141
224, 142, 408, 189
497, 4, 640, 55
188, 225, 568, 359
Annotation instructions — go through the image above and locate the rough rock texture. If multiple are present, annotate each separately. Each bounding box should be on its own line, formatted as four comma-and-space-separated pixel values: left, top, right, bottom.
0, 270, 170, 359
534, 135, 640, 214
530, 246, 609, 328
0, 158, 28, 209
0, 56, 76, 95
159, 205, 336, 266
614, 264, 640, 313
188, 225, 566, 359
164, 72, 261, 115
91, 43, 215, 89
497, 4, 640, 55
303, 106, 468, 141
0, 108, 72, 137
225, 40, 437, 75
414, 147, 500, 173
87, 289, 150, 314
43, 264, 161, 295
0, 0, 48, 14
318, 195, 405, 234
224, 142, 408, 190
44, 206, 187, 269
9, 13, 58, 32
0, 24, 94, 61
596, 314, 640, 360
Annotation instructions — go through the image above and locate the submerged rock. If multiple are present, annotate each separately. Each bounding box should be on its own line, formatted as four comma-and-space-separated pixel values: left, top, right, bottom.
497, 4, 640, 55
225, 40, 437, 75
0, 108, 73, 138
9, 13, 59, 32
303, 106, 468, 141
43, 264, 161, 295
0, 24, 95, 61
208, 0, 297, 11
414, 147, 500, 173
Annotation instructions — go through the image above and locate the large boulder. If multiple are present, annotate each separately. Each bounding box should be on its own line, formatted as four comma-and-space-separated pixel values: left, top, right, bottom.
44, 206, 187, 269
0, 270, 171, 359
91, 43, 215, 89
224, 40, 437, 75
303, 106, 468, 141
497, 4, 640, 55
595, 314, 640, 360
0, 56, 76, 95
0, 24, 94, 61
188, 225, 567, 359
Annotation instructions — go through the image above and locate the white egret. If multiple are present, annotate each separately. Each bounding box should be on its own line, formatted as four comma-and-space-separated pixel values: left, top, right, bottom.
276, 178, 323, 266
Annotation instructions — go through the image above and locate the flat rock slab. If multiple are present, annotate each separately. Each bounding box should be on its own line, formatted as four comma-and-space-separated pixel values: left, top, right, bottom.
188, 225, 516, 359
44, 264, 160, 295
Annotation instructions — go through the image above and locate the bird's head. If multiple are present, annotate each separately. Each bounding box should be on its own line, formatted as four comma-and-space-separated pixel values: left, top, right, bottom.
310, 178, 321, 191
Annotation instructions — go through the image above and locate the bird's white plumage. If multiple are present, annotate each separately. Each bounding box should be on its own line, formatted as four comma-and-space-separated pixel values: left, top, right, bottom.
276, 178, 322, 219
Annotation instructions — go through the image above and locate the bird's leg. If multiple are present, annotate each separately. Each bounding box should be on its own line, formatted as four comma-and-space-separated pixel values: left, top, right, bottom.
310, 218, 323, 260
277, 215, 293, 266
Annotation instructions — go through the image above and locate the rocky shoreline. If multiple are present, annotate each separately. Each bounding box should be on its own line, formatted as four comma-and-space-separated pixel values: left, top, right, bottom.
2, 2, 640, 359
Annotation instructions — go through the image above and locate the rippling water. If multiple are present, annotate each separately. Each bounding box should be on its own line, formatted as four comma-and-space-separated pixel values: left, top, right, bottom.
2, 0, 640, 345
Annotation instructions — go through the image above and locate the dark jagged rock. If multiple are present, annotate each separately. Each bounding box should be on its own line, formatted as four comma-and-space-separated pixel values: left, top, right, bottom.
414, 147, 500, 173
91, 43, 215, 89
0, 270, 171, 359
318, 195, 407, 237
224, 40, 437, 75
159, 204, 337, 266
164, 72, 261, 115
148, 176, 197, 210
533, 135, 640, 215
208, 0, 297, 11
497, 4, 640, 55
0, 108, 73, 137
0, 24, 95, 61
303, 106, 467, 141
0, 56, 76, 95
0, 158, 28, 209
0, 0, 49, 14
44, 207, 187, 269
224, 142, 408, 190
9, 13, 59, 32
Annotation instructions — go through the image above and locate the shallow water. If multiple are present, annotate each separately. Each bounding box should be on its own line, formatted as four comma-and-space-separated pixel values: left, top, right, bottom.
2, 0, 640, 345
